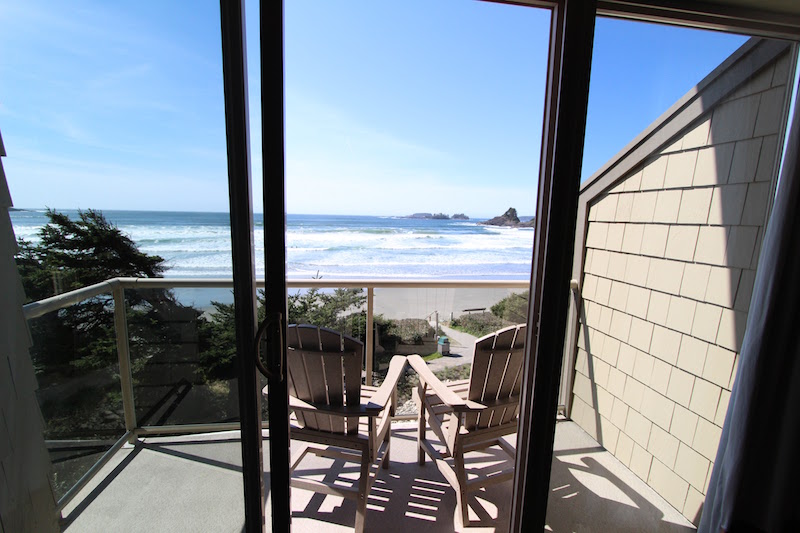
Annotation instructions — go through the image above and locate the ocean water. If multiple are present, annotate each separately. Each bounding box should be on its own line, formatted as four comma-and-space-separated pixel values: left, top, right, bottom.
9, 209, 535, 280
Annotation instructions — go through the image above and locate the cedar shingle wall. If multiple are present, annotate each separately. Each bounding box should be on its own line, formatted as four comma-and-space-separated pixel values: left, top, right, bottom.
0, 130, 59, 532
571, 50, 792, 524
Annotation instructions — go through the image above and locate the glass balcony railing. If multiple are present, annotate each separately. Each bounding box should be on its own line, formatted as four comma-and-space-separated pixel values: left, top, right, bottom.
22, 277, 536, 512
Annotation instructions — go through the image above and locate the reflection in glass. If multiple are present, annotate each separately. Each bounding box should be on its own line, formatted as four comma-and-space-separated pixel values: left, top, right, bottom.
29, 302, 124, 500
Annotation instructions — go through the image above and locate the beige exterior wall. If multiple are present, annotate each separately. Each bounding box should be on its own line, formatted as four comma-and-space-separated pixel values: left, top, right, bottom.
570, 50, 793, 523
0, 133, 59, 531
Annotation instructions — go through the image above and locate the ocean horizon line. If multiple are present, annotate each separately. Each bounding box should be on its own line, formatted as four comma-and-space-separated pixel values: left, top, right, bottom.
10, 207, 538, 220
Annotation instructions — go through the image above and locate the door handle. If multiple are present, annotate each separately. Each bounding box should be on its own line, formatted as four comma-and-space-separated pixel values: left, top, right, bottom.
254, 312, 284, 382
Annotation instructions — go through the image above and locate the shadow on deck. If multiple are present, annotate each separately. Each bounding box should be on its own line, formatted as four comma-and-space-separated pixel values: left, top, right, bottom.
60, 421, 696, 532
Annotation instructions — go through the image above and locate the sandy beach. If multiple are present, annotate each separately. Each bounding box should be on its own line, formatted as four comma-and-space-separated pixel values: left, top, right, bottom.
177, 284, 528, 323
372, 286, 523, 321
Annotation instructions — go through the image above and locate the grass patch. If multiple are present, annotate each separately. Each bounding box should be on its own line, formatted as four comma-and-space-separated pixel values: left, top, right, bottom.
422, 352, 443, 362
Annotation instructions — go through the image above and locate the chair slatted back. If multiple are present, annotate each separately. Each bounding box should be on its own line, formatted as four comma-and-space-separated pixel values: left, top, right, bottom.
465, 324, 526, 431
286, 324, 363, 435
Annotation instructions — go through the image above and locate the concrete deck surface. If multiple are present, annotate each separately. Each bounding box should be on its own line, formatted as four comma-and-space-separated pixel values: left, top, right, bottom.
61, 421, 695, 532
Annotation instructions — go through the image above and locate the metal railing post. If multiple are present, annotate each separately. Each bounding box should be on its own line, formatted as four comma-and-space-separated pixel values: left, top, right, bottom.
366, 287, 374, 386
113, 286, 137, 438
559, 280, 582, 417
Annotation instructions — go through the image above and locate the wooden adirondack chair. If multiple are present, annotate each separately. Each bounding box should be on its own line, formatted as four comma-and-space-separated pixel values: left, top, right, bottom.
408, 323, 526, 527
277, 324, 406, 533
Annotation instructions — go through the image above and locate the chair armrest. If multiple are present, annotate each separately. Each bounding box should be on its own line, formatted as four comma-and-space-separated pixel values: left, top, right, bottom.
407, 354, 484, 413
289, 395, 384, 417
474, 397, 519, 410
364, 355, 407, 411
271, 356, 408, 417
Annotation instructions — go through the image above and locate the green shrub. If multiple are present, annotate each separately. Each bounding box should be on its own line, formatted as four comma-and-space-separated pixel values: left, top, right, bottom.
381, 318, 434, 344
450, 312, 506, 337
491, 290, 530, 323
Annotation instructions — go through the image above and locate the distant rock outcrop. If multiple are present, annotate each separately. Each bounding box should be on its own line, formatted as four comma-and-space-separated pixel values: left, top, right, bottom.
406, 212, 469, 220
518, 217, 536, 228
480, 207, 534, 228
481, 207, 520, 227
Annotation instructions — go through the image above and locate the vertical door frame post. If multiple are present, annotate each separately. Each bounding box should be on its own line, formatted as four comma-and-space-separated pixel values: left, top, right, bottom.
511, 0, 597, 530
261, 1, 292, 531
219, 1, 266, 531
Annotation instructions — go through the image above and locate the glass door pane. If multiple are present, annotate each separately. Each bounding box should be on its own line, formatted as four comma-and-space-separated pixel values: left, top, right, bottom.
278, 0, 551, 529
554, 19, 795, 529
4, 2, 257, 528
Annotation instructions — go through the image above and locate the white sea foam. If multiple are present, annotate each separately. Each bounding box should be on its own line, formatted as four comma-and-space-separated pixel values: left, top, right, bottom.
10, 211, 535, 279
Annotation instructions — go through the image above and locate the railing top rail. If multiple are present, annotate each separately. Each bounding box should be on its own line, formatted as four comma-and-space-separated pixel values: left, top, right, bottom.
116, 277, 530, 290
22, 279, 120, 320
23, 277, 531, 318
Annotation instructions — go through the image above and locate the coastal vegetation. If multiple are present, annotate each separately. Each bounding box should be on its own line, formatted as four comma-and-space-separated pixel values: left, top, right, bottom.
450, 312, 506, 337
390, 363, 472, 407
16, 209, 223, 440
490, 290, 530, 323
450, 290, 529, 337
16, 209, 166, 301
287, 286, 367, 338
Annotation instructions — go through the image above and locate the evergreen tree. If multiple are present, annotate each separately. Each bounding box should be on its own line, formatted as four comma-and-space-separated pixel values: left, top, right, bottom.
16, 209, 191, 374
17, 209, 165, 301
288, 287, 367, 338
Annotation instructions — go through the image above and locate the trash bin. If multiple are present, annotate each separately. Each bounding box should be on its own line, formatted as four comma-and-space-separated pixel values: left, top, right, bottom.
437, 336, 450, 356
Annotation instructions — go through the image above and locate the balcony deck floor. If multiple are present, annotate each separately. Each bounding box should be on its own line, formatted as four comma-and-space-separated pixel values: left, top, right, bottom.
61, 421, 696, 532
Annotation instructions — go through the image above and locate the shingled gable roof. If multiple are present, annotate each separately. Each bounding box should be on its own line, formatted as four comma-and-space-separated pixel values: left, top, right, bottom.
580, 38, 791, 199
0, 129, 10, 208
571, 37, 793, 279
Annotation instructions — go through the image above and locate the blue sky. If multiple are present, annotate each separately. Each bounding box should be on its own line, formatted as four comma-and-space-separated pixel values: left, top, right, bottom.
0, 1, 746, 218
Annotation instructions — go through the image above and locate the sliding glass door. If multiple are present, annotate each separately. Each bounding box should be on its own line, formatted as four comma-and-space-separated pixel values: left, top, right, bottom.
220, 0, 289, 531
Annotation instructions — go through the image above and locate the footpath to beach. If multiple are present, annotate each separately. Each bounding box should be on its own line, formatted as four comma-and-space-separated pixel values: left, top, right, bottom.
424, 323, 478, 372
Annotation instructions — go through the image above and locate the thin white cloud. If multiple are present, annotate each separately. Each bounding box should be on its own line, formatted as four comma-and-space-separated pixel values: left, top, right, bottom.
238, 89, 539, 217
86, 64, 153, 90
4, 152, 229, 212
284, 154, 536, 218
274, 91, 536, 217
49, 114, 95, 144
287, 92, 452, 162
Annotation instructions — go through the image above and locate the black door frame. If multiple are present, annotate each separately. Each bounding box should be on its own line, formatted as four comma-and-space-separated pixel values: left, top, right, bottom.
220, 0, 292, 531
220, 0, 800, 531
510, 1, 596, 530
510, 0, 800, 530
260, 0, 292, 530
219, 0, 266, 531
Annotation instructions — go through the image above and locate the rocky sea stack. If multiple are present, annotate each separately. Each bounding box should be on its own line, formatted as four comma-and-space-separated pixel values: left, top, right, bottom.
480, 207, 535, 228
